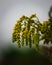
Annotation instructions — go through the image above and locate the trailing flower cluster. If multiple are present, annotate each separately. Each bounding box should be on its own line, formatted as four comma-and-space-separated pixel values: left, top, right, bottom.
12, 14, 52, 48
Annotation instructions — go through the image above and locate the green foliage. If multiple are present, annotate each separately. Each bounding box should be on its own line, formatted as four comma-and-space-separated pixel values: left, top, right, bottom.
12, 14, 52, 48
41, 18, 52, 44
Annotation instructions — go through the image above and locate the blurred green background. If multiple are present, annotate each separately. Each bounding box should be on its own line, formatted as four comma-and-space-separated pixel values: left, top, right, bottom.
0, 43, 52, 65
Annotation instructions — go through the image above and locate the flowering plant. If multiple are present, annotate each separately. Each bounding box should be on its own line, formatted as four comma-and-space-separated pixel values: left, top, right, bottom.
12, 14, 52, 48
